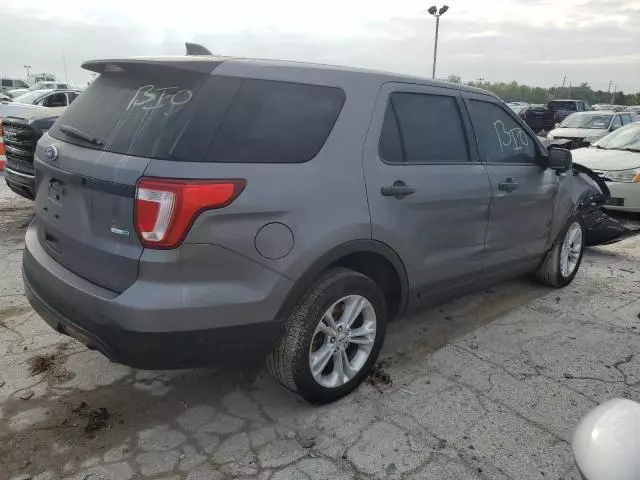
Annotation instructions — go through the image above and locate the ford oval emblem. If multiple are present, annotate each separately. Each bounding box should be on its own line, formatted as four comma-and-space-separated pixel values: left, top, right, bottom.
44, 145, 58, 162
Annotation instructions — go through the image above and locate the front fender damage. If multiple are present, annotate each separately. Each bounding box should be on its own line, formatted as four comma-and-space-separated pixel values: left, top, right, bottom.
570, 163, 640, 246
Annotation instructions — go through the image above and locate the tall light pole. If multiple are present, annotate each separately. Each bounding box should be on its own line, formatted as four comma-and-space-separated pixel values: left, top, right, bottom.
428, 5, 449, 79
24, 65, 32, 79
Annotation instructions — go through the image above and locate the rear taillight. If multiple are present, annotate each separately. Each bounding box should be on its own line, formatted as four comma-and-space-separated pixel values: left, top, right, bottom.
135, 178, 246, 249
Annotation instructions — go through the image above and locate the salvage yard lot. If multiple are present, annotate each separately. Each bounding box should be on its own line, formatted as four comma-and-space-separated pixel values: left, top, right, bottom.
1, 181, 639, 480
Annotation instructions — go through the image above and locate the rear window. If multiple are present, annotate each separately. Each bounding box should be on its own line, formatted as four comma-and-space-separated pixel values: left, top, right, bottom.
50, 69, 345, 163
548, 101, 578, 111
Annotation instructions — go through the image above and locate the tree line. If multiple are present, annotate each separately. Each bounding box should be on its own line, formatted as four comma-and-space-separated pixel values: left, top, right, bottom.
446, 76, 640, 106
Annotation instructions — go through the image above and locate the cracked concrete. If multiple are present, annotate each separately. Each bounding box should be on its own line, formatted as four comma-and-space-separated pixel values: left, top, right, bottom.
1, 182, 639, 480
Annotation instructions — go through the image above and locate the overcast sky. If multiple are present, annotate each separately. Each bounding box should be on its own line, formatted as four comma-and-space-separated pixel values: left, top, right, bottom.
2, 0, 640, 92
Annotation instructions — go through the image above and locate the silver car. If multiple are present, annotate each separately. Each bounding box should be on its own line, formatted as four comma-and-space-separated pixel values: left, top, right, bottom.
547, 111, 635, 148
24, 48, 596, 403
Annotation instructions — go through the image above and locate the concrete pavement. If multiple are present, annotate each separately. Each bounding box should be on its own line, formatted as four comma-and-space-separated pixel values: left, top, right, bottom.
1, 182, 639, 480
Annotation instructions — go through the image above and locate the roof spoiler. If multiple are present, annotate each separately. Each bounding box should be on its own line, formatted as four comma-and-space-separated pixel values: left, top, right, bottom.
185, 42, 213, 56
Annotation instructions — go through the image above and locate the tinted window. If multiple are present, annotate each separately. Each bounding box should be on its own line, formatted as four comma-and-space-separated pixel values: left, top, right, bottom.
1, 79, 11, 87
67, 92, 80, 103
379, 92, 468, 163
15, 80, 29, 88
621, 114, 631, 125
469, 100, 537, 164
612, 116, 622, 128
43, 93, 68, 107
206, 79, 345, 163
50, 70, 344, 163
549, 101, 578, 111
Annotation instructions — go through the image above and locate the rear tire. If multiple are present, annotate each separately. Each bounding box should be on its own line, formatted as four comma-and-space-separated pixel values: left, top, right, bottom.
536, 215, 585, 288
267, 267, 387, 404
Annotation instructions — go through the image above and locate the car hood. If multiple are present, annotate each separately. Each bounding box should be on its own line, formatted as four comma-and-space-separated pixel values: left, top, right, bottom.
571, 147, 640, 171
0, 102, 47, 119
549, 128, 607, 138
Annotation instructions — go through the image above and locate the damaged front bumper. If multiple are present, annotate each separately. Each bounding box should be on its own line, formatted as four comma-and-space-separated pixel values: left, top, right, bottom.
573, 162, 640, 246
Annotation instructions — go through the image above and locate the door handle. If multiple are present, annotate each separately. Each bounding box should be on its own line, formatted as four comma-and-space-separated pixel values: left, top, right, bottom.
381, 181, 416, 199
498, 178, 519, 193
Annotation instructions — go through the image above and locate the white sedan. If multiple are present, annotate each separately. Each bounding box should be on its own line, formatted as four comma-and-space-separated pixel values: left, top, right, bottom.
572, 122, 640, 213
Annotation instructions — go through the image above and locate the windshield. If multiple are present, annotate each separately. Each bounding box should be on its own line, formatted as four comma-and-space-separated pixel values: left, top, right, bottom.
593, 123, 640, 151
13, 91, 44, 104
560, 113, 612, 129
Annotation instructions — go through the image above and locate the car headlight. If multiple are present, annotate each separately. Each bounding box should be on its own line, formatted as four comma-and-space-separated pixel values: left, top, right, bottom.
605, 168, 640, 183
547, 134, 555, 140
584, 136, 602, 144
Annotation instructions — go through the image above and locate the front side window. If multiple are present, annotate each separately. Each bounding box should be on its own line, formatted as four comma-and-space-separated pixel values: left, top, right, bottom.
15, 80, 29, 88
42, 93, 68, 107
468, 99, 537, 164
379, 92, 469, 163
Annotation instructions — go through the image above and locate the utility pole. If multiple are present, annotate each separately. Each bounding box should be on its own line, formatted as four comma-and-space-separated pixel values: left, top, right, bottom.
62, 50, 69, 83
428, 5, 450, 79
568, 82, 572, 98
561, 76, 567, 96
611, 83, 616, 104
607, 80, 612, 94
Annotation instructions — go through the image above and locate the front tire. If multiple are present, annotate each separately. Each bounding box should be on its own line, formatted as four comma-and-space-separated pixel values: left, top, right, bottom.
267, 267, 387, 404
536, 215, 586, 288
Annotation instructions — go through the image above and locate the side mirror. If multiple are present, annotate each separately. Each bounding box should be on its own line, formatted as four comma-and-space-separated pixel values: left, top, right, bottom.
548, 146, 572, 173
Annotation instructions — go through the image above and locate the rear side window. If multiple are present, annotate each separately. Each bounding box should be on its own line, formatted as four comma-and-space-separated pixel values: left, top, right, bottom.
1, 79, 11, 87
468, 100, 537, 164
379, 92, 469, 163
50, 70, 345, 164
206, 79, 345, 163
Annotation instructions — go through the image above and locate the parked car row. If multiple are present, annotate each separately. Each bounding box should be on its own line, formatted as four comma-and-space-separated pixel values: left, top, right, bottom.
508, 99, 589, 133
592, 103, 640, 113
5, 81, 76, 98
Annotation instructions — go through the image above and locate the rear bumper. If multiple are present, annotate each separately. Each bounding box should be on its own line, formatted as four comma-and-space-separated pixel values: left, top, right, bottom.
23, 221, 292, 369
4, 168, 35, 200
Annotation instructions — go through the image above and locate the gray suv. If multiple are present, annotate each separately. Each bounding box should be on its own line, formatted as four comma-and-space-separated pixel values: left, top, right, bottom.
24, 52, 586, 404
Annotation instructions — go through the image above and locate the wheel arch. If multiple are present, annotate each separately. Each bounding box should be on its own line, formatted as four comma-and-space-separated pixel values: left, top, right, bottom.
276, 240, 409, 321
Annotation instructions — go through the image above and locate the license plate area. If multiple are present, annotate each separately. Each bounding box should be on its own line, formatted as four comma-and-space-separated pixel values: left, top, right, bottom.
47, 178, 66, 205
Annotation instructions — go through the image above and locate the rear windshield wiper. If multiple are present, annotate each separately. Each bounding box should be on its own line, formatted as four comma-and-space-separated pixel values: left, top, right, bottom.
59, 124, 104, 147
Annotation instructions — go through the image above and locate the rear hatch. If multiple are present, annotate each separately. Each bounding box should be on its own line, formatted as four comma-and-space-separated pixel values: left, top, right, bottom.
35, 58, 222, 292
